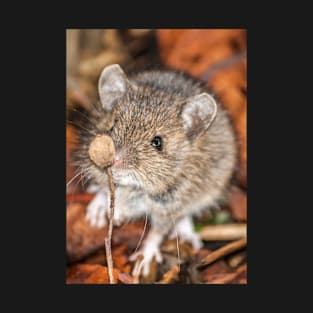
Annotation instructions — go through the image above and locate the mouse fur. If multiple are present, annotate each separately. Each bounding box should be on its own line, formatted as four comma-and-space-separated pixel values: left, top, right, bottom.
75, 64, 237, 276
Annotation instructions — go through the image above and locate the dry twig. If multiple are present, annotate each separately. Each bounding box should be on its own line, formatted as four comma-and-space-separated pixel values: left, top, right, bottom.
198, 238, 247, 268
199, 223, 246, 241
157, 265, 180, 284
105, 167, 115, 284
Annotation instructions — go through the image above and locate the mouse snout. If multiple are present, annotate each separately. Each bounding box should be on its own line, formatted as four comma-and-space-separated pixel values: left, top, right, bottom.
112, 149, 126, 169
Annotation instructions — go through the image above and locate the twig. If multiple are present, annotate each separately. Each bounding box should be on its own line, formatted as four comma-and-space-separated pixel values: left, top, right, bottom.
198, 238, 247, 268
199, 224, 246, 241
157, 265, 180, 284
105, 167, 115, 284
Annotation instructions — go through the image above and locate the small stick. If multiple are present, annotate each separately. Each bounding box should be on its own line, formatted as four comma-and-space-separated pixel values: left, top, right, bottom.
105, 167, 115, 284
199, 224, 247, 241
87, 134, 116, 284
157, 265, 180, 284
198, 238, 247, 268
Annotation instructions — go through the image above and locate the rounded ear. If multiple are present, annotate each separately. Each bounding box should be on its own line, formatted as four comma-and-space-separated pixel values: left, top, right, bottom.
98, 64, 131, 111
181, 93, 217, 139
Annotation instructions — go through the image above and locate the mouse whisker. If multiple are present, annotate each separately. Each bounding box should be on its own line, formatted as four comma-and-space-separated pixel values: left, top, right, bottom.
132, 210, 148, 255
76, 168, 91, 190
71, 108, 99, 129
67, 121, 97, 136
91, 100, 103, 114
66, 169, 85, 188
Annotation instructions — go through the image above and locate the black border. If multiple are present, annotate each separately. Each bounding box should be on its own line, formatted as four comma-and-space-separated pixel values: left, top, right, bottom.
11, 8, 298, 308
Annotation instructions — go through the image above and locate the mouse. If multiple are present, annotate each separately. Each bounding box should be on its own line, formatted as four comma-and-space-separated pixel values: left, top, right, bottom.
75, 64, 237, 276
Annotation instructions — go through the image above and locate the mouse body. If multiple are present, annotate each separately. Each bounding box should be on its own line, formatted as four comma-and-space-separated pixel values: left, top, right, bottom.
77, 64, 237, 276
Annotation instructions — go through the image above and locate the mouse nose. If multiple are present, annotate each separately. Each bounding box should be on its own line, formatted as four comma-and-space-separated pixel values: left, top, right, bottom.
113, 149, 126, 169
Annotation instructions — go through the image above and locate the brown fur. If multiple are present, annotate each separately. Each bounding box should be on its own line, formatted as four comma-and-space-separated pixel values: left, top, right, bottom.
78, 66, 236, 235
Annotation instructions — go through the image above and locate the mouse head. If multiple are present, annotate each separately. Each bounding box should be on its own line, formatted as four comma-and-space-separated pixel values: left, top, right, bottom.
92, 64, 217, 195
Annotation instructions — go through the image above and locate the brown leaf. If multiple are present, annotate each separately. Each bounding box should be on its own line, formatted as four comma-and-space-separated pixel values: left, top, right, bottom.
209, 61, 247, 188
67, 194, 95, 203
81, 243, 131, 274
66, 264, 119, 284
202, 259, 233, 284
192, 249, 231, 283
236, 104, 247, 188
112, 244, 131, 273
82, 249, 106, 265
118, 272, 135, 284
112, 221, 149, 250
66, 201, 107, 263
207, 263, 247, 284
157, 29, 246, 77
228, 186, 247, 222
67, 200, 149, 263
227, 250, 247, 269
194, 247, 247, 284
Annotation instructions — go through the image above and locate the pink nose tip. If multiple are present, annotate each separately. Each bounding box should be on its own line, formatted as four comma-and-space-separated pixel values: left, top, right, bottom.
113, 151, 124, 168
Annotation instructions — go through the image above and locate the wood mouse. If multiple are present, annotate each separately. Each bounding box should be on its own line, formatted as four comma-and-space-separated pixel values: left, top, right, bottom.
76, 64, 237, 276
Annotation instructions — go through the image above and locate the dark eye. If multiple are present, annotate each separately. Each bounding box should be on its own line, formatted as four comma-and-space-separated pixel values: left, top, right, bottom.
151, 136, 162, 150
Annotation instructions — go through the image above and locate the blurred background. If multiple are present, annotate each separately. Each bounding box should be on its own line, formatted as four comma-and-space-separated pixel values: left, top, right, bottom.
66, 29, 247, 284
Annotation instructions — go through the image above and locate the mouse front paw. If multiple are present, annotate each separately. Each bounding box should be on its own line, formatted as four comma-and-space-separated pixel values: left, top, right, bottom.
85, 190, 109, 228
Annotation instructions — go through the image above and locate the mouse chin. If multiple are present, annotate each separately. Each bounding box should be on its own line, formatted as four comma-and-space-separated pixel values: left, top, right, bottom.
111, 168, 140, 187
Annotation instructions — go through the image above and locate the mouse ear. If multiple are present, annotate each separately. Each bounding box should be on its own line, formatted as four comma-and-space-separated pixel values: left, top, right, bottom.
181, 93, 217, 139
98, 64, 133, 111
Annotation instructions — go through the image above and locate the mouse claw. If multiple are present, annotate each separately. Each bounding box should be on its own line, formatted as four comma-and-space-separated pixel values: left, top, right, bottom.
130, 246, 163, 277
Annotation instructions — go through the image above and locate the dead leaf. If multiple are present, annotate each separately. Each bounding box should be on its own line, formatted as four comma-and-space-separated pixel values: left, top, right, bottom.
209, 61, 247, 188
118, 272, 135, 284
112, 221, 149, 251
66, 264, 119, 284
112, 244, 131, 273
157, 29, 246, 77
66, 202, 107, 263
228, 186, 247, 222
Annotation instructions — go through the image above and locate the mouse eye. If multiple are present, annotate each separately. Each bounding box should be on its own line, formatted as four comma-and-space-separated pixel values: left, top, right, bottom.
151, 136, 162, 151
